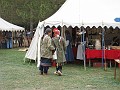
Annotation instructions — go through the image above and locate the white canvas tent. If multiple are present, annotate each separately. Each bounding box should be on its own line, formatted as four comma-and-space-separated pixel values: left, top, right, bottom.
25, 0, 120, 68
0, 17, 24, 31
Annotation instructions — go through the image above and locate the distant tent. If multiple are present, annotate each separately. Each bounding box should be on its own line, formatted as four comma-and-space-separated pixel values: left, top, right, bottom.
0, 17, 24, 31
25, 0, 120, 68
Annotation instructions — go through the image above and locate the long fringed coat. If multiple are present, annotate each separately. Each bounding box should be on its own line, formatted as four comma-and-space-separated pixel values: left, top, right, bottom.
40, 35, 55, 59
52, 36, 66, 63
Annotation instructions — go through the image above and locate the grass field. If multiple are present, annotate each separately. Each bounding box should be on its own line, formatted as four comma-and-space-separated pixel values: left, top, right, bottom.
0, 49, 120, 90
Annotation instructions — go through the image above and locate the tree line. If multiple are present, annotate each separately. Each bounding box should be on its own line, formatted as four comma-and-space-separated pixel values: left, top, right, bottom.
0, 0, 65, 30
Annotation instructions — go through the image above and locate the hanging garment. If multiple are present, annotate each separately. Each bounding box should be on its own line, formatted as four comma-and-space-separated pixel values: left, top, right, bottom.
77, 44, 83, 60
65, 34, 74, 62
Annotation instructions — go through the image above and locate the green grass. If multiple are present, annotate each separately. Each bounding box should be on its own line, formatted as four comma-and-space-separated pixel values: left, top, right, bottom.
0, 49, 120, 90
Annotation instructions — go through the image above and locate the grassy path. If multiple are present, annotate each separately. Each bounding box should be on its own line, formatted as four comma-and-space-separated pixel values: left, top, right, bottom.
0, 49, 120, 90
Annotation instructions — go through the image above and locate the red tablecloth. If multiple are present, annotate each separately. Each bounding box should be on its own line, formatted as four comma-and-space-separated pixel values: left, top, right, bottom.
86, 49, 120, 59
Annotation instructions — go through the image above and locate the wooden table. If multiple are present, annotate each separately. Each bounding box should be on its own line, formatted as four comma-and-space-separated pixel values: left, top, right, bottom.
86, 49, 120, 67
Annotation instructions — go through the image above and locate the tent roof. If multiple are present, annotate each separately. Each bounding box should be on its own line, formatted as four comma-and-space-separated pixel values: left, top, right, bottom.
0, 17, 25, 31
43, 0, 120, 28
25, 0, 120, 61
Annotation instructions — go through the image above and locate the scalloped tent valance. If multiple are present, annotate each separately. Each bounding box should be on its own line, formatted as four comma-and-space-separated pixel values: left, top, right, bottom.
43, 0, 120, 28
0, 17, 25, 31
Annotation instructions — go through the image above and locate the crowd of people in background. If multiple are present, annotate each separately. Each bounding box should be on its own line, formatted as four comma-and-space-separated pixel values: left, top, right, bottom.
0, 30, 34, 49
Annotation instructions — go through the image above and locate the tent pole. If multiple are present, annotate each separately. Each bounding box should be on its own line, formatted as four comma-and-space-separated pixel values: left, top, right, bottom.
61, 20, 65, 38
37, 21, 45, 67
81, 26, 86, 70
61, 26, 65, 38
102, 26, 107, 70
102, 27, 104, 68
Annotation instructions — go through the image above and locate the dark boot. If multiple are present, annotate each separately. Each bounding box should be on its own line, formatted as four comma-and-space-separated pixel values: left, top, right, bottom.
40, 71, 43, 75
39, 65, 43, 75
57, 66, 62, 76
44, 66, 49, 75
59, 66, 62, 73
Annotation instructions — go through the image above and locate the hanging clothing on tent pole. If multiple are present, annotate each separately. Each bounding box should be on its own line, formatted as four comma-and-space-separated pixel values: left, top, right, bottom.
77, 44, 83, 60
